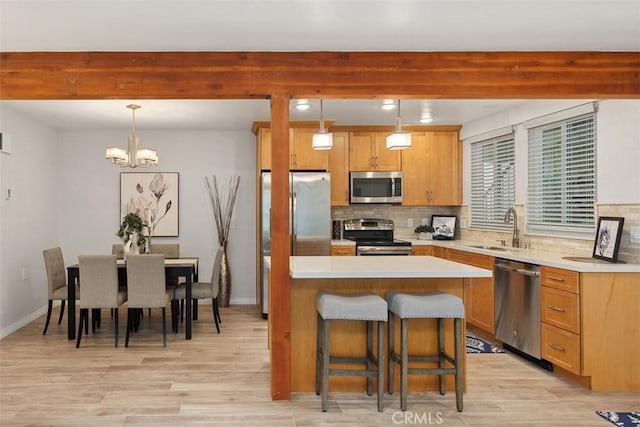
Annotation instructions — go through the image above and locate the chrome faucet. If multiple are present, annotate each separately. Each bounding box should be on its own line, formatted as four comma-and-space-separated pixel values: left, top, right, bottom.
504, 207, 520, 248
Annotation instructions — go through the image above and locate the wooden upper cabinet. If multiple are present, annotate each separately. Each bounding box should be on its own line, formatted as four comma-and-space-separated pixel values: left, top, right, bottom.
402, 129, 462, 206
258, 127, 273, 171
349, 132, 401, 171
258, 127, 328, 171
290, 128, 329, 170
327, 132, 349, 206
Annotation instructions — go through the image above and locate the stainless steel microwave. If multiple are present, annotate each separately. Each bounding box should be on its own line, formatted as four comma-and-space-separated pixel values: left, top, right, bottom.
350, 171, 403, 204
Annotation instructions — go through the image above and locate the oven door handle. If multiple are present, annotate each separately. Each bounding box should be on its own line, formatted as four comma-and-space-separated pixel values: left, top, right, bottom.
357, 246, 412, 256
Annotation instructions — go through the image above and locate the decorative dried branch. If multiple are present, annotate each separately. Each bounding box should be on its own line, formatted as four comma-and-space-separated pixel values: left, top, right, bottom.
205, 175, 240, 244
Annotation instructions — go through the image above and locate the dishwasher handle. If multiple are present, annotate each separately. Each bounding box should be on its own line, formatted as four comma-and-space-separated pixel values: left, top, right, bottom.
515, 268, 540, 277
495, 262, 540, 277
495, 262, 516, 272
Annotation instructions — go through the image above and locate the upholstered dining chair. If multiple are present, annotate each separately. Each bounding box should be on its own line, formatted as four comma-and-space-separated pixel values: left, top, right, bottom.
76, 255, 127, 348
174, 246, 223, 334
42, 247, 78, 335
149, 243, 179, 258
111, 244, 124, 258
125, 254, 176, 347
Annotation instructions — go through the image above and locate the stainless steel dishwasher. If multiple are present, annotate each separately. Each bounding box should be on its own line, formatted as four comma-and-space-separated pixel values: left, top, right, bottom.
494, 259, 542, 360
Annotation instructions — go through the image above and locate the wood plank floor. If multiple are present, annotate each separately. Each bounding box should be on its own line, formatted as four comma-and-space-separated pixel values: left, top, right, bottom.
1, 304, 637, 426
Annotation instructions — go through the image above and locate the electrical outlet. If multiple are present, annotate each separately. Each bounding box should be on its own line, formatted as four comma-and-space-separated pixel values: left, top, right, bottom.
21, 267, 28, 281
407, 218, 414, 228
421, 218, 428, 225
630, 227, 640, 244
461, 219, 468, 229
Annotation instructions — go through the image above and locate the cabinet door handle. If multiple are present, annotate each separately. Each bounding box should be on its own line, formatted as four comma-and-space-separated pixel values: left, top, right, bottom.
548, 276, 565, 282
547, 305, 566, 312
548, 343, 565, 352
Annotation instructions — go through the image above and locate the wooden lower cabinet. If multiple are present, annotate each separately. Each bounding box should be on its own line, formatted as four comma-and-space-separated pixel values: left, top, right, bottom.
330, 245, 355, 256
411, 245, 432, 256
540, 267, 640, 391
445, 249, 495, 335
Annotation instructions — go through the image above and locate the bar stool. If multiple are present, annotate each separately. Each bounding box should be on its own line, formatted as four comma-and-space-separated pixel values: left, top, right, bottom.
387, 291, 465, 412
315, 292, 388, 412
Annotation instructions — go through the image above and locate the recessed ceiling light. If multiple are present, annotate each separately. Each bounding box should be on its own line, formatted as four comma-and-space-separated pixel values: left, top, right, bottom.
380, 100, 396, 111
295, 100, 311, 111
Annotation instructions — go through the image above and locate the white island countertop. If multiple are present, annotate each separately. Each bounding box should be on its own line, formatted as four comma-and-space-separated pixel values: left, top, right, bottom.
264, 255, 493, 279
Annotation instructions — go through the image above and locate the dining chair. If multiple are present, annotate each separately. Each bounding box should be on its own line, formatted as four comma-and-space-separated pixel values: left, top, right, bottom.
111, 244, 124, 258
42, 247, 79, 335
149, 243, 179, 258
174, 246, 223, 334
76, 255, 127, 348
125, 254, 177, 347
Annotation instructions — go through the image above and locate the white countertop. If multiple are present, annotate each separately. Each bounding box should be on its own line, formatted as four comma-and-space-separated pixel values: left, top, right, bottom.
331, 238, 640, 273
264, 255, 493, 279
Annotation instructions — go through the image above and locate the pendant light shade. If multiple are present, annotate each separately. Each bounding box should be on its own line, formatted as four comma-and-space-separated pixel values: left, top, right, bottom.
312, 99, 333, 150
386, 99, 412, 150
106, 104, 158, 167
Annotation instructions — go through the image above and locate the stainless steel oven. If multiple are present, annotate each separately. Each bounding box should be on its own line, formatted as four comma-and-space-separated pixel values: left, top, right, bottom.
343, 218, 412, 256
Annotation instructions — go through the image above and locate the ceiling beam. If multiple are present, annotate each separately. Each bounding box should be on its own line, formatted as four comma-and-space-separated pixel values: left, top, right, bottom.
1, 51, 638, 99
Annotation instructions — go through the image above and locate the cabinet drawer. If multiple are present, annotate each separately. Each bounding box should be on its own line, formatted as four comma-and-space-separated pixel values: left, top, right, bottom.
541, 287, 580, 334
541, 266, 580, 294
541, 323, 581, 375
445, 249, 493, 269
331, 246, 355, 256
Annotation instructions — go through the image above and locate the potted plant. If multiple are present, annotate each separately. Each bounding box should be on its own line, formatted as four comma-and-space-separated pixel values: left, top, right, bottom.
117, 212, 147, 255
414, 224, 435, 240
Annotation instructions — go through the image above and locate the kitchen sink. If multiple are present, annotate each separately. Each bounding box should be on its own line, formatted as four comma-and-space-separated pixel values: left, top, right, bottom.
468, 245, 508, 251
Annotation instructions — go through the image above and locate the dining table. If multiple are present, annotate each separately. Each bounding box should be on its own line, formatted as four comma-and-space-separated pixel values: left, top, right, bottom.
66, 257, 199, 340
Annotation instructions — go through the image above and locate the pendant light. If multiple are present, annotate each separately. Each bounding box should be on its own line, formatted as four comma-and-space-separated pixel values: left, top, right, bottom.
386, 99, 412, 150
312, 99, 333, 150
106, 104, 158, 168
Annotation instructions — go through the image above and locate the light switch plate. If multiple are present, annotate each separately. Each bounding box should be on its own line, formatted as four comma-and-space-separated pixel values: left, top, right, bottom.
630, 227, 640, 244
407, 218, 414, 228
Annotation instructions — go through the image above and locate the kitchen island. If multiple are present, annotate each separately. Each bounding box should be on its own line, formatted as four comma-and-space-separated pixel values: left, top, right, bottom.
265, 255, 492, 393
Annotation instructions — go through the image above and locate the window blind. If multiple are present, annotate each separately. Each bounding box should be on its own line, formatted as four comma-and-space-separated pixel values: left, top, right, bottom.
470, 133, 515, 231
526, 113, 596, 236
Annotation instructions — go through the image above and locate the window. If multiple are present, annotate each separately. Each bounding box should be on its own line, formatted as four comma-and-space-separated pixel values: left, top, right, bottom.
470, 132, 515, 231
527, 112, 596, 236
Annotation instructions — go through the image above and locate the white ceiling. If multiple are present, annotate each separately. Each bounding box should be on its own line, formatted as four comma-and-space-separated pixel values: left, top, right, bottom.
0, 0, 637, 130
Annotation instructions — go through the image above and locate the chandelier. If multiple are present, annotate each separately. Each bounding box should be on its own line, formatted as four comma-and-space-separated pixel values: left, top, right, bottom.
106, 104, 158, 167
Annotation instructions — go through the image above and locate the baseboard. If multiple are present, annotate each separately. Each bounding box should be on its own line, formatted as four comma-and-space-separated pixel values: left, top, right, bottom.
228, 297, 257, 305
0, 304, 49, 340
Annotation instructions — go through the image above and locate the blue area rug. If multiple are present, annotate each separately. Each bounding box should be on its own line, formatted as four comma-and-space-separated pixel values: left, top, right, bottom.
466, 334, 504, 354
596, 411, 640, 427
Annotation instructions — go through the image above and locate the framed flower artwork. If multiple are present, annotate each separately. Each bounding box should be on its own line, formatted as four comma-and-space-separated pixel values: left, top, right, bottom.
592, 216, 624, 263
120, 172, 179, 237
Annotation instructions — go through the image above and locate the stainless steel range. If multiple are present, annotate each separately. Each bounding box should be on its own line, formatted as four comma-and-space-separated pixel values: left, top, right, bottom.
343, 218, 412, 256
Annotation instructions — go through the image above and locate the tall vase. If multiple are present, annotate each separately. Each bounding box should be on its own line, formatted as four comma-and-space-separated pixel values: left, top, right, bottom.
218, 241, 231, 307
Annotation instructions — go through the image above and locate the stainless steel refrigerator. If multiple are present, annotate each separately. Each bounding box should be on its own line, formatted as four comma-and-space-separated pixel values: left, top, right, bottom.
260, 171, 331, 316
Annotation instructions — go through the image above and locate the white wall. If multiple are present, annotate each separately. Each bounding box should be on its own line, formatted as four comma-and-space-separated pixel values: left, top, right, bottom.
461, 99, 640, 206
0, 106, 60, 337
0, 107, 257, 337
57, 129, 257, 305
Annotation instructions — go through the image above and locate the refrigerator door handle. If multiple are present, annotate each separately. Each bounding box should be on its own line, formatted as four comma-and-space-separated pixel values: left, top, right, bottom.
291, 191, 297, 255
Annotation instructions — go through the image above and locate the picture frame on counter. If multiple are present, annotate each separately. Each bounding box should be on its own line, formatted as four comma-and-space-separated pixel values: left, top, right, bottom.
592, 216, 624, 263
431, 215, 457, 240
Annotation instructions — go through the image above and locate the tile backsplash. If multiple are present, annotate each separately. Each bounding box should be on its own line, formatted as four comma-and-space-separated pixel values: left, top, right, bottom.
331, 203, 640, 264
